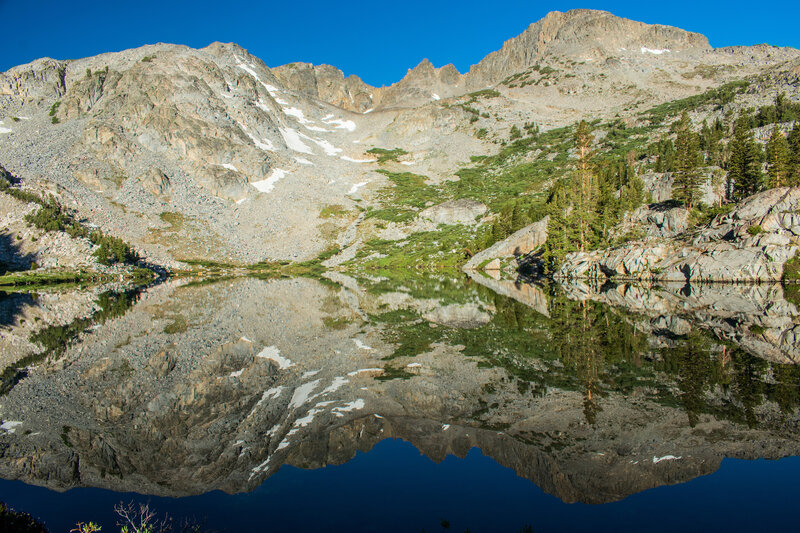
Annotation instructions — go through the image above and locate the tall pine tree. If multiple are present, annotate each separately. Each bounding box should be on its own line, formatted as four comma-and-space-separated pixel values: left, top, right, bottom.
574, 121, 598, 252
672, 111, 702, 208
788, 122, 800, 186
727, 120, 764, 201
765, 125, 791, 188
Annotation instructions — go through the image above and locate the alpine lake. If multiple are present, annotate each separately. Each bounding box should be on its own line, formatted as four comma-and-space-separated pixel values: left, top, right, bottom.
1, 269, 799, 532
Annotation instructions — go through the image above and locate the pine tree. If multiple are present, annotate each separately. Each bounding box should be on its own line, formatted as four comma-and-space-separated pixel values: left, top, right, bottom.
574, 121, 598, 252
509, 124, 522, 140
727, 120, 764, 201
765, 125, 791, 188
672, 111, 703, 208
788, 122, 800, 186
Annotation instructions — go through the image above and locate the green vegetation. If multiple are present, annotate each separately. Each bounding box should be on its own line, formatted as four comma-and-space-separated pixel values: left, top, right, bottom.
366, 147, 409, 163
747, 224, 765, 236
49, 100, 61, 124
140, 54, 156, 62
783, 254, 800, 281
1, 175, 141, 267
319, 204, 350, 218
0, 289, 140, 395
644, 81, 749, 124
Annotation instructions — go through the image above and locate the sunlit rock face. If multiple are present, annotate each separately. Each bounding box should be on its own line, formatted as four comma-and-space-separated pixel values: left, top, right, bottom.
1, 273, 799, 504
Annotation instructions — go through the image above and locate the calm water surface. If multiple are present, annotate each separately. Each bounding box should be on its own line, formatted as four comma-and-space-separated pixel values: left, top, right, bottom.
0, 272, 798, 532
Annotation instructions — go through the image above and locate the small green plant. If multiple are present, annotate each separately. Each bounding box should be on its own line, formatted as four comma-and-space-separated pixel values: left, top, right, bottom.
366, 147, 409, 163
747, 224, 765, 236
141, 55, 156, 62
48, 101, 61, 123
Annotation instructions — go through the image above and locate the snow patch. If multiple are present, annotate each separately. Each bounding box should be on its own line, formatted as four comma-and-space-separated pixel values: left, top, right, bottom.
294, 157, 313, 166
229, 369, 244, 378
347, 368, 383, 376
283, 107, 312, 124
332, 399, 365, 417
290, 380, 321, 409
348, 182, 367, 195
341, 156, 377, 163
321, 376, 349, 395
302, 370, 320, 379
321, 115, 356, 132
304, 125, 332, 132
442, 424, 450, 431
432, 93, 440, 101
220, 163, 239, 172
653, 454, 682, 463
241, 336, 252, 343
251, 169, 287, 193
1, 421, 22, 433
256, 345, 294, 369
641, 47, 670, 55
353, 339, 373, 350
220, 92, 233, 99
236, 198, 247, 205
280, 128, 314, 154
0, 125, 11, 134
400, 161, 415, 166
293, 408, 322, 427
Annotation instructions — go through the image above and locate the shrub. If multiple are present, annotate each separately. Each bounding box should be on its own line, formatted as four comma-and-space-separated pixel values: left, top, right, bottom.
366, 147, 409, 164
747, 224, 765, 236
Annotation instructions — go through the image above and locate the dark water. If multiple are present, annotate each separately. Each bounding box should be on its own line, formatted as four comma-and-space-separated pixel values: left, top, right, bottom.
1, 441, 799, 532
0, 273, 799, 532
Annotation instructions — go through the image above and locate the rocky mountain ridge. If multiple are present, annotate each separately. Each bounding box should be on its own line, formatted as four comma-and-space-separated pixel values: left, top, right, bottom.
2, 9, 799, 267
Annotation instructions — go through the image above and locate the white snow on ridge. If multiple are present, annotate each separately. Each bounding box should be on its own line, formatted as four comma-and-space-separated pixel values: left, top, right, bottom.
641, 47, 670, 55
400, 161, 415, 166
432, 93, 440, 101
321, 115, 356, 132
0, 121, 11, 134
255, 345, 294, 368
295, 157, 314, 166
348, 182, 367, 195
341, 156, 376, 164
280, 127, 313, 154
220, 163, 239, 172
304, 125, 332, 132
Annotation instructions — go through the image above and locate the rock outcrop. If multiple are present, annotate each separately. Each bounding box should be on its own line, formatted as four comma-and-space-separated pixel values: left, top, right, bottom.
558, 188, 800, 283
464, 216, 549, 271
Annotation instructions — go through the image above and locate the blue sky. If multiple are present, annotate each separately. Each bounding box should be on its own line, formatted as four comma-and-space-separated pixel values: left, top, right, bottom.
1, 1, 798, 86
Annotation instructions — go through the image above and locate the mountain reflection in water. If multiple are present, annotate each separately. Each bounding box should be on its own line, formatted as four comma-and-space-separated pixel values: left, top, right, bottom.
0, 272, 798, 531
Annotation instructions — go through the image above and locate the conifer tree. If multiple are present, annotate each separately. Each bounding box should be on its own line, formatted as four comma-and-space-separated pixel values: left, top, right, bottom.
574, 121, 598, 252
788, 122, 800, 186
727, 120, 764, 201
672, 111, 702, 208
765, 125, 791, 188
